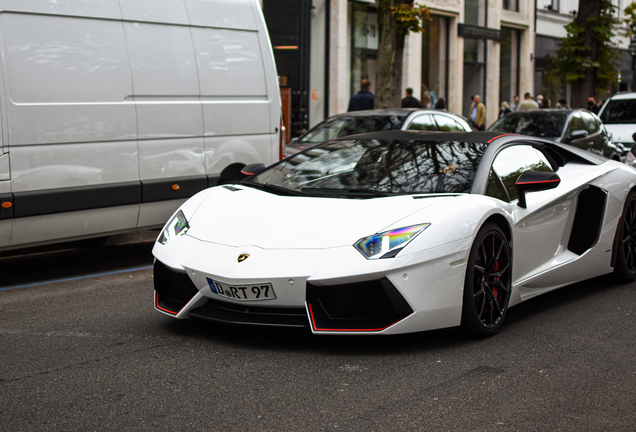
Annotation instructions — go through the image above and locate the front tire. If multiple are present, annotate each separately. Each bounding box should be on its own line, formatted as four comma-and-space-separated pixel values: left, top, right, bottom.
613, 190, 636, 283
461, 223, 512, 337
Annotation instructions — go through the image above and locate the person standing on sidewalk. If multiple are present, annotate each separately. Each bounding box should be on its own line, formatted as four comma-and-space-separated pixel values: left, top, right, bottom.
518, 92, 539, 110
347, 79, 375, 112
401, 87, 423, 108
469, 95, 486, 131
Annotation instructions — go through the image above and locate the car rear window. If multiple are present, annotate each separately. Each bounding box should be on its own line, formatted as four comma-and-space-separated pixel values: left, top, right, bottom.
488, 112, 567, 138
599, 99, 636, 124
299, 116, 407, 144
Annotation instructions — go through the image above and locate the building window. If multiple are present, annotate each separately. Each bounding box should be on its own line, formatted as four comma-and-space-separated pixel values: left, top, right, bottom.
421, 16, 449, 109
500, 27, 520, 106
465, 0, 486, 27
503, 0, 519, 12
349, 1, 378, 98
547, 0, 560, 13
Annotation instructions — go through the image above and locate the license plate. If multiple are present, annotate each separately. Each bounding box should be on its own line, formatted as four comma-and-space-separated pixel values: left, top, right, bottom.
207, 278, 276, 301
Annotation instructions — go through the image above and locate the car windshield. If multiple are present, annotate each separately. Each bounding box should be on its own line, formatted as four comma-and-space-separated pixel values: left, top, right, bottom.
299, 115, 407, 144
599, 99, 636, 124
248, 138, 487, 196
488, 112, 567, 138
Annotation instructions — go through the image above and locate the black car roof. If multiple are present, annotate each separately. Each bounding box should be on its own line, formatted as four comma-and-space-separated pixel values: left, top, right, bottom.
334, 130, 517, 143
332, 129, 606, 166
326, 108, 437, 117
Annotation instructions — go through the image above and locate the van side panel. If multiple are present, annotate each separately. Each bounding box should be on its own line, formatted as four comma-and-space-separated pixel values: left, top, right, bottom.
192, 28, 267, 97
184, 0, 258, 30
0, 0, 122, 19
1, 13, 136, 146
9, 205, 140, 246
118, 0, 189, 24
124, 21, 206, 184
9, 141, 139, 192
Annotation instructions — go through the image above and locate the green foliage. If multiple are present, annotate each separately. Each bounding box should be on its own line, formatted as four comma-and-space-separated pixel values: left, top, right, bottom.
389, 2, 431, 34
547, 0, 619, 92
624, 2, 636, 35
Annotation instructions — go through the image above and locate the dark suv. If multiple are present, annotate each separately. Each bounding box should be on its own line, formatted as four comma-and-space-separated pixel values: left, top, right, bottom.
488, 109, 621, 160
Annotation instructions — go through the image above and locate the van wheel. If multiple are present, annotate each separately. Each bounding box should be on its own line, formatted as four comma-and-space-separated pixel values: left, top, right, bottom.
461, 223, 512, 338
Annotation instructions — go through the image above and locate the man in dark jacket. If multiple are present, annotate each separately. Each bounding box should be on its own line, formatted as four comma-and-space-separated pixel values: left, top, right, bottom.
401, 87, 423, 108
348, 79, 375, 112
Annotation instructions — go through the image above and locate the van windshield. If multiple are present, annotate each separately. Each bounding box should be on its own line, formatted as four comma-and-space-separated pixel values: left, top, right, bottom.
299, 115, 407, 144
599, 99, 636, 124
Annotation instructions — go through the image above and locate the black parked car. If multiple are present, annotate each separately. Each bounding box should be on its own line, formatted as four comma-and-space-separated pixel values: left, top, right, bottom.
488, 109, 622, 160
286, 108, 471, 155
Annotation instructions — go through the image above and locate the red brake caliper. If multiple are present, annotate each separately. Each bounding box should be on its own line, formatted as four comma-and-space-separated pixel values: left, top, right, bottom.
483, 261, 500, 314
491, 261, 500, 299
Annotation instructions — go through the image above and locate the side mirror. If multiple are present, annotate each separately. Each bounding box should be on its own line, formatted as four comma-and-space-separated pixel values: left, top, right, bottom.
240, 163, 266, 177
516, 171, 561, 208
570, 129, 588, 140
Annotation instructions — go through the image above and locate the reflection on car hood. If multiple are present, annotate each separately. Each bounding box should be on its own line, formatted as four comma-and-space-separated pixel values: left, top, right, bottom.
185, 185, 453, 249
604, 124, 636, 144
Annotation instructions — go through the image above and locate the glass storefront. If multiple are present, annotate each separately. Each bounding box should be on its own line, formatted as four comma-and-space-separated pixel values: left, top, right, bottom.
263, 0, 311, 138
499, 27, 519, 105
349, 1, 378, 97
463, 0, 486, 118
421, 16, 449, 108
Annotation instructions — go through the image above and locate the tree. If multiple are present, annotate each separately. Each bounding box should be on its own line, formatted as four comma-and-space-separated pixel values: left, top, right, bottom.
547, 0, 619, 108
374, 1, 430, 109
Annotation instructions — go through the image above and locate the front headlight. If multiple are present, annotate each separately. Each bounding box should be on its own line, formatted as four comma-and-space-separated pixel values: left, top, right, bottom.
158, 210, 189, 245
354, 223, 431, 260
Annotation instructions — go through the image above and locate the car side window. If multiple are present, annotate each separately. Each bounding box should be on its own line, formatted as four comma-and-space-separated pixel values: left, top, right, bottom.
456, 120, 470, 131
407, 115, 437, 131
580, 111, 599, 134
567, 113, 586, 135
434, 115, 459, 131
489, 145, 554, 202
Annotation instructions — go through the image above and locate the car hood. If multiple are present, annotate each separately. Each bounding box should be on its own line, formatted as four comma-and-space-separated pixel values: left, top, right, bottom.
185, 185, 454, 249
604, 124, 636, 144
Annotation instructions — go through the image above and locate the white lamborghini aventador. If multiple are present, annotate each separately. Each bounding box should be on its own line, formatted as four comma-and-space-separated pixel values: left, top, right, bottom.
152, 131, 636, 337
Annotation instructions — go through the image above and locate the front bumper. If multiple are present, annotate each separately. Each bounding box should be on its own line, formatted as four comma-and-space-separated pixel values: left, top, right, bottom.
152, 234, 470, 334
154, 260, 413, 331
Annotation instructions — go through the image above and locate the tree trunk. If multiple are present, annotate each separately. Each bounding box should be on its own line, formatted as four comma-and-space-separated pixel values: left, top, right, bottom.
570, 0, 603, 108
375, 0, 407, 109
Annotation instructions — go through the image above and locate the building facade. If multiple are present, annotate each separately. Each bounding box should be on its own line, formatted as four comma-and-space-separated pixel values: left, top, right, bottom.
263, 0, 632, 136
535, 0, 632, 107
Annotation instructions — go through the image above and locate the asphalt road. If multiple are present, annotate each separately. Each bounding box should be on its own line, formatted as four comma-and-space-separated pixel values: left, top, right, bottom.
1, 234, 635, 431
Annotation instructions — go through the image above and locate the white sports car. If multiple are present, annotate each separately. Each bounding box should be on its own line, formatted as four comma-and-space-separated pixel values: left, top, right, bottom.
152, 131, 636, 337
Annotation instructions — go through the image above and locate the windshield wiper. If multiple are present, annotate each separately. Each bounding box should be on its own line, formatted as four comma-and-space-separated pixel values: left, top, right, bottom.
300, 187, 392, 198
242, 182, 303, 196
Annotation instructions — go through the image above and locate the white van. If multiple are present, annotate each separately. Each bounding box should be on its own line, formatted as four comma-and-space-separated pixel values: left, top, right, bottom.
0, 0, 282, 251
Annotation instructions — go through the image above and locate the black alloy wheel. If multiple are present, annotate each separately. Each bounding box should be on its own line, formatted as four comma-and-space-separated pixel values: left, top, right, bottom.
614, 190, 636, 282
461, 223, 512, 337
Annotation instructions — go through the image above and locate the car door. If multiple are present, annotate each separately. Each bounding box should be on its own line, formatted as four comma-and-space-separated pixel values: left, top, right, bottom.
486, 144, 575, 285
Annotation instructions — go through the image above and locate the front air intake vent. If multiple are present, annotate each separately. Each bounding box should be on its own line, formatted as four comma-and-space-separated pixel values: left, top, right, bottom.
306, 278, 413, 332
154, 260, 198, 315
